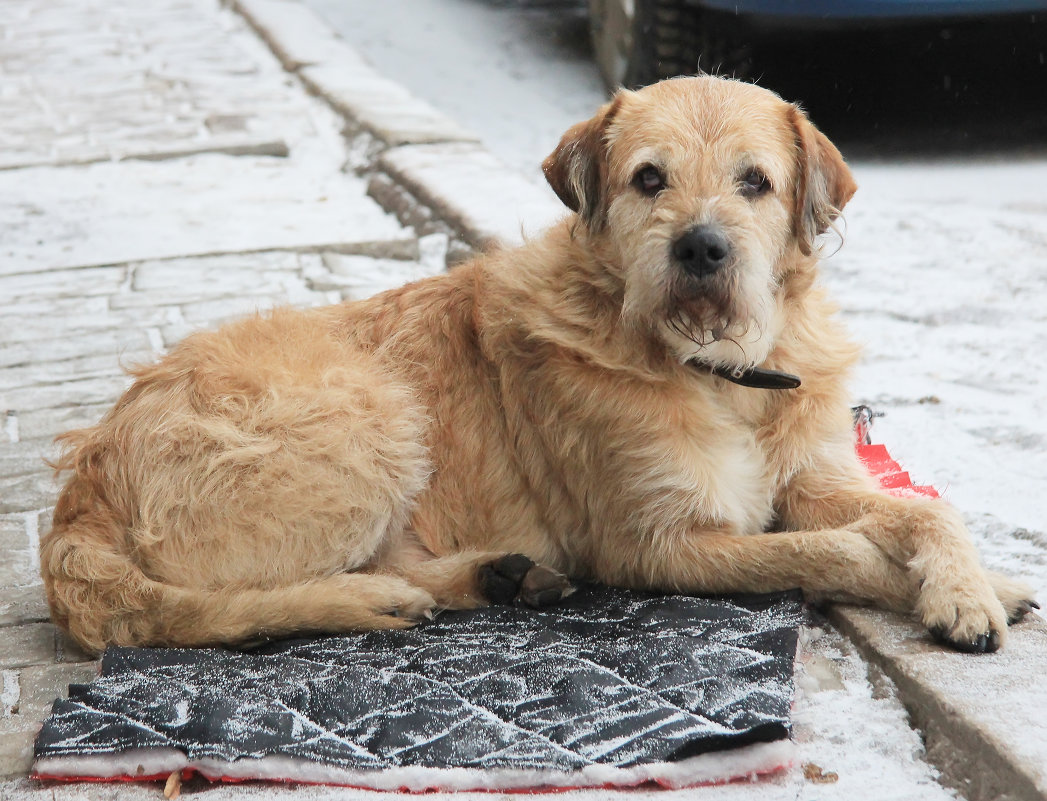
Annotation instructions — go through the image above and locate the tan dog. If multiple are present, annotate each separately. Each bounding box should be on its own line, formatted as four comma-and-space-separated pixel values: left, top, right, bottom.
42, 76, 1035, 655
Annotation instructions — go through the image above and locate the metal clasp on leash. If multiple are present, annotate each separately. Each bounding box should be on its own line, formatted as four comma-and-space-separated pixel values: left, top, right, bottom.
852, 405, 885, 445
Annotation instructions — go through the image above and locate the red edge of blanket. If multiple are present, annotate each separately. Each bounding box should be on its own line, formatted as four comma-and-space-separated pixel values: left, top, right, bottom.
856, 442, 939, 499
32, 759, 792, 794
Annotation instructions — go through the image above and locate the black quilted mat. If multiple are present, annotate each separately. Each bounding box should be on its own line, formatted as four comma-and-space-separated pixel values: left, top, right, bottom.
34, 586, 804, 790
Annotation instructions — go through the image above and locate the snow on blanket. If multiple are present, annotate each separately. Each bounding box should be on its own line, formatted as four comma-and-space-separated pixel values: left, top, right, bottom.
32, 587, 804, 792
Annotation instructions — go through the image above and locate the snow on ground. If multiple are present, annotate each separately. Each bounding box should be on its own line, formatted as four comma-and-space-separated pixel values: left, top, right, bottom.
829, 162, 1047, 603
303, 0, 604, 185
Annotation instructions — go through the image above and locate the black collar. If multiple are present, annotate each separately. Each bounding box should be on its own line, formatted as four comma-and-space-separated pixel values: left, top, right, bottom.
690, 361, 801, 390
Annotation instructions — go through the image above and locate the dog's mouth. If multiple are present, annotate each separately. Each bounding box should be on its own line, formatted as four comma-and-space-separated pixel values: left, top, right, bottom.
664, 272, 742, 348
661, 262, 780, 371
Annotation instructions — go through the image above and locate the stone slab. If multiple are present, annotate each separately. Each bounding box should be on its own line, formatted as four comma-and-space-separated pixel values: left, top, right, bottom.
301, 62, 480, 147
831, 605, 1047, 801
0, 154, 414, 276
0, 717, 41, 780
54, 633, 91, 666
378, 142, 564, 249
0, 333, 152, 374
1, 377, 133, 418
0, 516, 29, 551
0, 586, 49, 628
0, 552, 36, 593
15, 663, 99, 720
233, 0, 478, 147
0, 517, 36, 589
2, 296, 110, 324
0, 267, 128, 305
0, 442, 55, 481
0, 475, 56, 516
0, 0, 312, 170
14, 405, 113, 444
0, 661, 98, 777
0, 310, 170, 349
0, 625, 55, 669
121, 251, 328, 311
303, 253, 441, 300
0, 353, 144, 395
233, 0, 362, 70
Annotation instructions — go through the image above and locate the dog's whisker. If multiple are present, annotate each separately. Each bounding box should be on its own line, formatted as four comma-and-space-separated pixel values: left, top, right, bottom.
816, 214, 848, 259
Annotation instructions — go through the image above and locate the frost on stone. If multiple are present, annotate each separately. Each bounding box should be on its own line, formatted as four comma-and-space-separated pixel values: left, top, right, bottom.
34, 586, 803, 777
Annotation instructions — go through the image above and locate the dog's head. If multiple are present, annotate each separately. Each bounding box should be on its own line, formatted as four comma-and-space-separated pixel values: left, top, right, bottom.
543, 76, 856, 370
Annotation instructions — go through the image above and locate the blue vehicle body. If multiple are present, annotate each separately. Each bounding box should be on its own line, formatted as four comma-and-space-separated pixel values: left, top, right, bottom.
699, 0, 1047, 19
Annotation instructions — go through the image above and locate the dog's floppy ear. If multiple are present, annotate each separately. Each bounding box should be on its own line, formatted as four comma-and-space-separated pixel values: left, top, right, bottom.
542, 94, 625, 230
789, 105, 857, 256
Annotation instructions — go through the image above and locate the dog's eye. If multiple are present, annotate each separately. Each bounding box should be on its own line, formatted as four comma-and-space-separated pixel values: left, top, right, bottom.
739, 168, 772, 198
632, 165, 665, 197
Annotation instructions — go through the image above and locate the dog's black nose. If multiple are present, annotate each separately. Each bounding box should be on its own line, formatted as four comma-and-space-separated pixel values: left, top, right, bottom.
672, 225, 730, 278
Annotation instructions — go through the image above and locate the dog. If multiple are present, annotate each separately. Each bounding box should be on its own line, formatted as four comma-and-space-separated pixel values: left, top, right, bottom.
42, 76, 1036, 655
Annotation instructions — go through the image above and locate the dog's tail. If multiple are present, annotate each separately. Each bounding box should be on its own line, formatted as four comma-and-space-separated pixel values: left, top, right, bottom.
41, 428, 152, 652
42, 434, 424, 653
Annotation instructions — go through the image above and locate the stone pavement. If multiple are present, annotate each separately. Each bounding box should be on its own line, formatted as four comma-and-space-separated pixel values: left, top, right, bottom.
1, 0, 1046, 799
0, 0, 449, 784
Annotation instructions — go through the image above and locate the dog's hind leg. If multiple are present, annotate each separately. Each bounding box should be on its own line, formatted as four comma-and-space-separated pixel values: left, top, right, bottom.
153, 573, 437, 646
42, 505, 438, 651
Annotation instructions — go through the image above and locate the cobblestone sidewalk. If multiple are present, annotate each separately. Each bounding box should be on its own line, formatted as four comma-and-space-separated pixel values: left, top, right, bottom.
0, 0, 443, 780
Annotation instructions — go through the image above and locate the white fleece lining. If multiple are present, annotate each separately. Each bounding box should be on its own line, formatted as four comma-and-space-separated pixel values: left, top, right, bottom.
34, 739, 795, 792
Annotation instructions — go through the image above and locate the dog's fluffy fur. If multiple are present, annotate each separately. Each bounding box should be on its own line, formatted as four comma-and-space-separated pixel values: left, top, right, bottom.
42, 76, 1035, 654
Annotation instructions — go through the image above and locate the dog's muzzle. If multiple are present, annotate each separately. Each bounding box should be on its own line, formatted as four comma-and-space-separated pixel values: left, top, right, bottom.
672, 225, 730, 279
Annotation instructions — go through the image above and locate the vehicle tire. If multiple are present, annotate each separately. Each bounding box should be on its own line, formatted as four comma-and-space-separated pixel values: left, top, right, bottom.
588, 0, 753, 91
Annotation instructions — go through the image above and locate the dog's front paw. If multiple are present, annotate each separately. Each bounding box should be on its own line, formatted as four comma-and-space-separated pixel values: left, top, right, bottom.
479, 554, 574, 608
917, 577, 1008, 653
986, 570, 1040, 624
